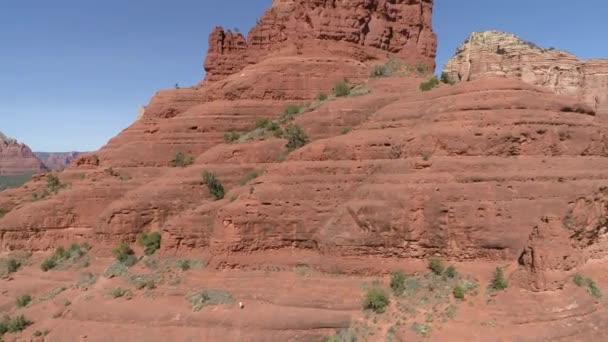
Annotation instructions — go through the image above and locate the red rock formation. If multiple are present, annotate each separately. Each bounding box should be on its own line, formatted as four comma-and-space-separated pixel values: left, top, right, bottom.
34, 152, 82, 170
204, 0, 437, 84
0, 132, 47, 175
443, 31, 608, 115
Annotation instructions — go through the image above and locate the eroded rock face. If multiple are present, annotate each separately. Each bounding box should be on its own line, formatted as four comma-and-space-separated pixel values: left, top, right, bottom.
204, 0, 437, 83
0, 132, 47, 175
443, 31, 608, 115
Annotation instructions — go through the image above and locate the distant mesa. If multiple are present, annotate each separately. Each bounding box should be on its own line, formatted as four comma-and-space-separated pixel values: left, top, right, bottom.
34, 151, 84, 171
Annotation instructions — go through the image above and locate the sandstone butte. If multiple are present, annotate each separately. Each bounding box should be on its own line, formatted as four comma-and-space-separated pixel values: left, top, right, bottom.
0, 132, 47, 175
1, 1, 608, 341
443, 30, 608, 115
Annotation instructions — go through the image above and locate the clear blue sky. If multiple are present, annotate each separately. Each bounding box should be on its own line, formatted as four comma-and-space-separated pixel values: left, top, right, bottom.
1, 0, 606, 151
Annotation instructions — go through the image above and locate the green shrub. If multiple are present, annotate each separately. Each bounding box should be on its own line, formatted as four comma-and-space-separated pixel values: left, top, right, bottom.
170, 152, 194, 167
573, 274, 602, 298
445, 265, 458, 279
15, 295, 32, 308
284, 124, 309, 151
179, 260, 191, 271
453, 284, 466, 300
46, 174, 60, 189
138, 232, 161, 256
363, 286, 390, 313
429, 257, 444, 275
318, 92, 329, 101
440, 72, 456, 85
0, 315, 32, 335
334, 80, 351, 97
6, 259, 20, 274
0, 208, 8, 218
491, 267, 508, 291
282, 104, 302, 121
415, 64, 427, 75
202, 171, 225, 200
40, 258, 57, 272
419, 76, 440, 91
112, 243, 136, 266
390, 272, 407, 296
340, 128, 351, 135
256, 118, 272, 129
223, 132, 240, 143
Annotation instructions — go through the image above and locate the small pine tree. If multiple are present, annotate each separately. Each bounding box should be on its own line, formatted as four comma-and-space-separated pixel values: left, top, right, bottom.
429, 257, 444, 275
440, 72, 456, 85
491, 267, 508, 291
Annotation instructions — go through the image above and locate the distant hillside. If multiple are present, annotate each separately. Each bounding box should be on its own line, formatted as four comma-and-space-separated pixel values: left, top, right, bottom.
0, 131, 47, 175
34, 151, 83, 170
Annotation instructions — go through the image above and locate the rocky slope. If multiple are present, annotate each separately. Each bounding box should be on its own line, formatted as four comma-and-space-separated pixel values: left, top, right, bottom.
443, 31, 608, 115
1, 2, 608, 341
0, 132, 47, 175
34, 151, 82, 170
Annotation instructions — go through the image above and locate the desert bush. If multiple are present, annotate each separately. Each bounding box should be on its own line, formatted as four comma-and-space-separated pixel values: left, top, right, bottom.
445, 265, 458, 279
370, 64, 391, 78
187, 289, 234, 311
112, 243, 137, 266
15, 295, 32, 308
256, 118, 272, 129
202, 171, 225, 200
284, 124, 309, 151
41, 245, 87, 272
415, 64, 427, 75
170, 152, 194, 167
76, 272, 98, 290
390, 271, 407, 296
453, 284, 466, 300
440, 72, 456, 85
138, 232, 161, 256
110, 287, 132, 299
179, 260, 191, 271
419, 76, 440, 91
282, 104, 303, 121
223, 132, 240, 143
491, 267, 508, 291
0, 208, 8, 218
318, 92, 329, 101
573, 274, 602, 298
334, 80, 351, 97
0, 315, 32, 335
411, 322, 431, 337
240, 170, 262, 186
323, 328, 358, 342
428, 257, 444, 275
6, 258, 20, 274
363, 286, 390, 313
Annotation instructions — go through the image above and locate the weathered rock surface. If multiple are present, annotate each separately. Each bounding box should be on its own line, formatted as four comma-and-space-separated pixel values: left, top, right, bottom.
0, 132, 47, 175
34, 151, 83, 170
443, 31, 608, 115
203, 0, 437, 84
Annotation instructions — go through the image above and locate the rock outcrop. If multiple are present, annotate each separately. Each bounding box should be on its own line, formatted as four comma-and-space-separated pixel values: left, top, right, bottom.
443, 31, 608, 115
34, 152, 83, 170
0, 132, 47, 175
203, 0, 437, 84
